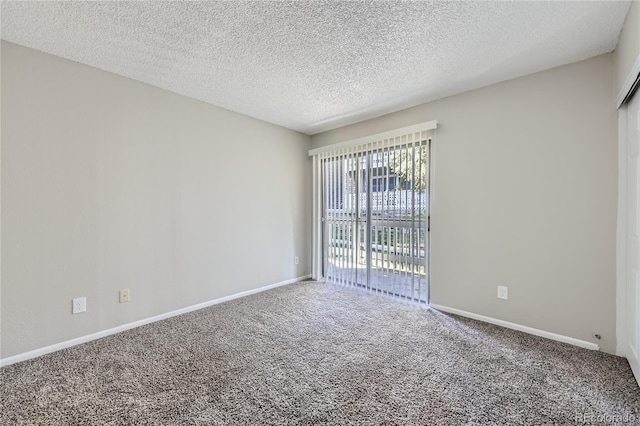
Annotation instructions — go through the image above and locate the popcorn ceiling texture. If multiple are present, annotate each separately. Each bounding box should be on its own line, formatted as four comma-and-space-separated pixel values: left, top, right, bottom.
0, 1, 631, 134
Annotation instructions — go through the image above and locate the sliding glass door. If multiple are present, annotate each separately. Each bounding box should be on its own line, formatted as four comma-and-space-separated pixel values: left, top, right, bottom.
322, 137, 430, 303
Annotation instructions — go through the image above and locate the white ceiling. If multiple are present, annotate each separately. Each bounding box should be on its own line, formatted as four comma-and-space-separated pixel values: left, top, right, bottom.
0, 1, 632, 135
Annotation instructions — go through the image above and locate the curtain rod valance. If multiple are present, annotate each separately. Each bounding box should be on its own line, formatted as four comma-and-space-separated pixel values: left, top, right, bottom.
308, 120, 437, 157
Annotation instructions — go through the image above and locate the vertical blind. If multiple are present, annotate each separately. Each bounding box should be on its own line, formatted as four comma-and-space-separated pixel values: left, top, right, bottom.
310, 122, 436, 303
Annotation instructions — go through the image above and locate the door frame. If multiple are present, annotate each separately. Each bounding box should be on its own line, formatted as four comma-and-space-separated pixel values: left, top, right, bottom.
617, 102, 628, 358
617, 52, 640, 386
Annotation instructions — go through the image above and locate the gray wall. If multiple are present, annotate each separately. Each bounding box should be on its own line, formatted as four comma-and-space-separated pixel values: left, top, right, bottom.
1, 42, 311, 359
312, 54, 618, 353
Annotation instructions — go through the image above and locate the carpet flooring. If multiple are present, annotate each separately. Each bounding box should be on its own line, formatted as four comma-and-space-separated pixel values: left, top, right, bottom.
1, 281, 639, 425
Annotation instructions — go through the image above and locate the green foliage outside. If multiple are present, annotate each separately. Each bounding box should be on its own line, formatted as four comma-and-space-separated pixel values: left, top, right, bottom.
389, 145, 428, 190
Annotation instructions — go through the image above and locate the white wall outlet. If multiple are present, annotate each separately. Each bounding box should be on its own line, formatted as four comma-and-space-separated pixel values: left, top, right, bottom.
497, 286, 508, 300
72, 297, 86, 314
119, 289, 130, 303
294, 256, 299, 265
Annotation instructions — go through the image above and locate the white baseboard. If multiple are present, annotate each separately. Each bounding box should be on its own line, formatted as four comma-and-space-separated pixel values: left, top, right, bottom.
0, 274, 312, 367
429, 303, 600, 351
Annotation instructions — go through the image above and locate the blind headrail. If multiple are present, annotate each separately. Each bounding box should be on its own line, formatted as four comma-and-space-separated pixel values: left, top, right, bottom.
308, 120, 437, 157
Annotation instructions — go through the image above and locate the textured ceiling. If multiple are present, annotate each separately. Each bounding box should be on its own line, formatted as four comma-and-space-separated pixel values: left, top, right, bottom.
0, 1, 632, 135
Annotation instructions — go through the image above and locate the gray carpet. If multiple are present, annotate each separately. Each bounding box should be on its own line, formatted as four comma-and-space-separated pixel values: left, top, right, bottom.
1, 282, 639, 425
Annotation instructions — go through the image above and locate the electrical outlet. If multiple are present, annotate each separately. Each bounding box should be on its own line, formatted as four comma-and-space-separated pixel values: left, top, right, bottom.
497, 286, 508, 300
119, 289, 130, 303
72, 297, 86, 314
294, 256, 299, 265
